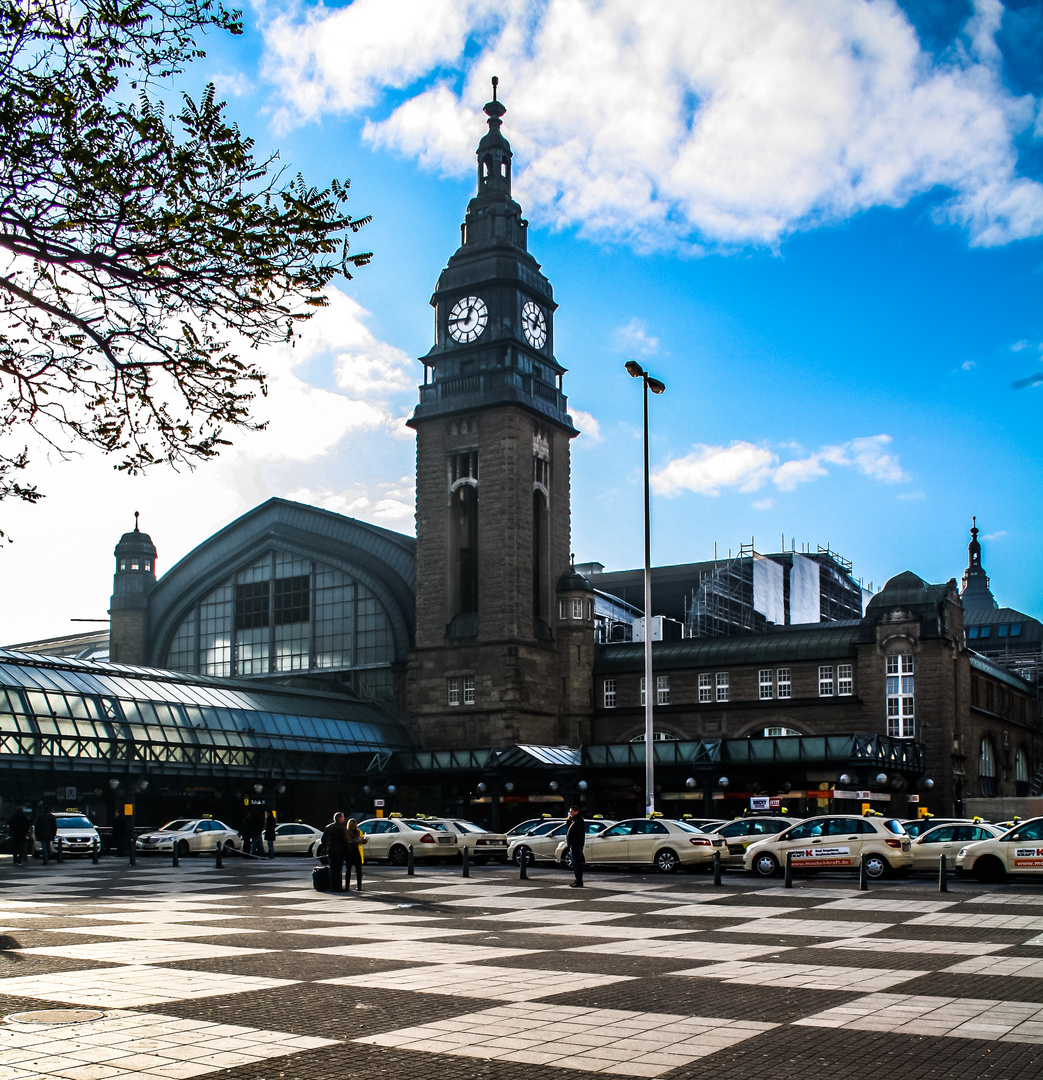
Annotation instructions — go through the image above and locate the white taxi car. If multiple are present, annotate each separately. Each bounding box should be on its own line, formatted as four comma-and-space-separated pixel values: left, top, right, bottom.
357, 816, 458, 864
136, 818, 240, 857
272, 822, 324, 856
33, 812, 101, 857
508, 818, 615, 865
556, 816, 716, 873
956, 816, 1043, 883
506, 818, 568, 862
909, 821, 1004, 872
702, 815, 800, 869
409, 818, 508, 863
506, 816, 565, 838
744, 814, 912, 879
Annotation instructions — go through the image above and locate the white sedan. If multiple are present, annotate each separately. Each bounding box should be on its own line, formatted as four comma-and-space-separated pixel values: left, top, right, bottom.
272, 822, 324, 856
136, 818, 240, 857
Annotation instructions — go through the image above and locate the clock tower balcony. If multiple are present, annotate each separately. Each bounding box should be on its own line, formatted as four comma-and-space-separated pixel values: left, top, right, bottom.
412, 368, 574, 431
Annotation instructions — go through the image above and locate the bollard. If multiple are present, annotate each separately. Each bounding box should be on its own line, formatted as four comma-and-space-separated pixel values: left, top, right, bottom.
938, 853, 948, 893
519, 849, 528, 881
713, 849, 721, 885
172, 842, 179, 868
215, 840, 223, 868
462, 845, 470, 878
128, 837, 135, 866
56, 836, 63, 863
407, 844, 414, 876
784, 850, 793, 889
92, 838, 99, 865
859, 852, 869, 891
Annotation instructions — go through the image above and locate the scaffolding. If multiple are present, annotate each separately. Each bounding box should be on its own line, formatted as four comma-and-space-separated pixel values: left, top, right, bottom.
684, 543, 768, 638
814, 545, 863, 623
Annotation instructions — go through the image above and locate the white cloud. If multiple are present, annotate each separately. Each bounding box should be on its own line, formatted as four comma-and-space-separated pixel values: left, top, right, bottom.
212, 70, 254, 98
262, 0, 1043, 249
652, 433, 907, 497
962, 360, 976, 371
752, 498, 774, 510
569, 407, 601, 442
285, 481, 416, 531
983, 529, 1007, 541
613, 318, 659, 357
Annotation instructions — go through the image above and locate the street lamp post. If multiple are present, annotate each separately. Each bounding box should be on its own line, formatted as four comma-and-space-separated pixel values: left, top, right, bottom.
625, 360, 666, 816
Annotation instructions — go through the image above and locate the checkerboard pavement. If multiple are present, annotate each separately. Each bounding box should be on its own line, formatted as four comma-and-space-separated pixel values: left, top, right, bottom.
2, 857, 1043, 1079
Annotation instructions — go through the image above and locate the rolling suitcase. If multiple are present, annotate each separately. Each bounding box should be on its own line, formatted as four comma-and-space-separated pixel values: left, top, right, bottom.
312, 863, 330, 892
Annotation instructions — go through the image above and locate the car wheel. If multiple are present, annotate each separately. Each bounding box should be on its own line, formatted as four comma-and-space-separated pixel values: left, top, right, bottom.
752, 852, 779, 877
513, 845, 532, 866
388, 844, 408, 866
223, 840, 236, 852
177, 840, 190, 859
307, 842, 316, 857
864, 854, 890, 879
975, 855, 1006, 884
562, 848, 575, 870
655, 849, 681, 874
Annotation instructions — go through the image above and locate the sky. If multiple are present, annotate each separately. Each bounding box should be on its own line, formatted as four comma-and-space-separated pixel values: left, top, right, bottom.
3, 0, 1043, 644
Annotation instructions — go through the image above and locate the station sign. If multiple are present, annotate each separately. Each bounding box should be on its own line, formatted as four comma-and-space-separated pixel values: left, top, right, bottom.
749, 796, 782, 811
373, 799, 385, 807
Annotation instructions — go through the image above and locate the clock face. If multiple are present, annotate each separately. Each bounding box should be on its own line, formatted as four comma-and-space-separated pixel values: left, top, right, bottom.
447, 296, 488, 343
521, 300, 547, 349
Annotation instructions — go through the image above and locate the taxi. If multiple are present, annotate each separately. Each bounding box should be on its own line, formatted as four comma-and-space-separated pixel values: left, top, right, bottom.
900, 817, 966, 839
505, 816, 565, 838
431, 818, 509, 863
956, 816, 1043, 883
272, 821, 324, 856
555, 816, 716, 873
508, 817, 615, 866
909, 820, 1004, 872
357, 815, 458, 864
33, 812, 101, 857
701, 814, 800, 869
136, 817, 240, 857
743, 813, 912, 879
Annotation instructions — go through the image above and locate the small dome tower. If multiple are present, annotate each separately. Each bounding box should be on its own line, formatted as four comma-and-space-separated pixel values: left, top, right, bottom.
108, 512, 157, 664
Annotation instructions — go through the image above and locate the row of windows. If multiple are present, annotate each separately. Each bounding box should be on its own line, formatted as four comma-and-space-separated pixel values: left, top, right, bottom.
980, 740, 1032, 797
968, 623, 1022, 640
447, 676, 475, 706
559, 599, 594, 621
886, 653, 914, 738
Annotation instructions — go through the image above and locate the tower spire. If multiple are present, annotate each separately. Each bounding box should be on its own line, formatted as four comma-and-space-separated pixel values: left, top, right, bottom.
960, 516, 997, 611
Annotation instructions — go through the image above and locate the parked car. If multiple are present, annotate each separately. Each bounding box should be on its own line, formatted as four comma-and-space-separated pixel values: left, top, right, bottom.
909, 821, 1005, 871
356, 816, 458, 864
556, 816, 716, 873
956, 816, 1043, 883
32, 812, 101, 857
414, 818, 508, 863
136, 818, 240, 857
744, 814, 913, 879
701, 815, 801, 869
505, 817, 565, 838
272, 821, 324, 856
900, 817, 966, 839
508, 818, 615, 865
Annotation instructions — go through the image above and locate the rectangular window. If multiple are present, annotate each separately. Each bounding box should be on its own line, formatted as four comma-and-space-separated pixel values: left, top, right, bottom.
968, 627, 979, 639
818, 665, 834, 697
603, 679, 616, 708
716, 672, 729, 702
699, 673, 712, 703
837, 663, 853, 696
559, 600, 568, 620
998, 624, 1008, 637
758, 669, 773, 700
234, 580, 269, 630
886, 653, 914, 737
447, 677, 460, 706
463, 676, 475, 705
274, 574, 309, 625
657, 675, 670, 705
776, 668, 791, 699
572, 598, 583, 619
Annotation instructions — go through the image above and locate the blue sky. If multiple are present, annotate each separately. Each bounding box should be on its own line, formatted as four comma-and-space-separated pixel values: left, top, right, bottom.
3, 0, 1043, 643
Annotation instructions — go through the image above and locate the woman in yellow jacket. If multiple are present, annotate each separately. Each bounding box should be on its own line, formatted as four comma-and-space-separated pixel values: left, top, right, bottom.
345, 818, 367, 891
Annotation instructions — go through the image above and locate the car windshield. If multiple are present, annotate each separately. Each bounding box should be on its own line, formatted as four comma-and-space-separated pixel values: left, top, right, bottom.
57, 816, 93, 829
671, 820, 701, 833
452, 821, 486, 834
160, 820, 193, 832
884, 819, 906, 835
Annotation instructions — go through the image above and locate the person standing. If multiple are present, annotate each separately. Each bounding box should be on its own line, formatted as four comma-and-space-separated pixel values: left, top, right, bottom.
8, 809, 30, 864
345, 818, 366, 891
264, 811, 277, 859
566, 805, 586, 888
322, 812, 351, 892
34, 807, 57, 864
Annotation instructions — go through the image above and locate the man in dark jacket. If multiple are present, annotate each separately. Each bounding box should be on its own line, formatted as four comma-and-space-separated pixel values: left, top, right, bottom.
322, 813, 351, 892
8, 809, 30, 864
565, 805, 585, 888
34, 808, 57, 864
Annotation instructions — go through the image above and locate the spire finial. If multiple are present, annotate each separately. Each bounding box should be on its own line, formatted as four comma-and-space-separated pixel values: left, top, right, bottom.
134, 511, 140, 533
492, 75, 498, 102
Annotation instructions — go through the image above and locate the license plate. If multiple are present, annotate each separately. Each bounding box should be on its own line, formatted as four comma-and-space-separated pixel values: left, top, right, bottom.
437, 837, 454, 844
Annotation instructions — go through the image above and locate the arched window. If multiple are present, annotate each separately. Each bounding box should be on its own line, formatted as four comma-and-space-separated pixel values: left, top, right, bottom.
979, 737, 997, 798
1016, 748, 1029, 797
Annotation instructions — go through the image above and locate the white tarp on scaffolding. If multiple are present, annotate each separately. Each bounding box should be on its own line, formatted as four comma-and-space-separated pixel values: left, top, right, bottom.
753, 556, 785, 626
790, 554, 821, 624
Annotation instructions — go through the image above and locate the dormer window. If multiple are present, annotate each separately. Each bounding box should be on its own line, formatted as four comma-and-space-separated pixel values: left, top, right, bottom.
130, 559, 140, 571
144, 560, 152, 572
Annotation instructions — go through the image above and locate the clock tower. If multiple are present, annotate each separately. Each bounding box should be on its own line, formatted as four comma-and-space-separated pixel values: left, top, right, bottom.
406, 80, 593, 749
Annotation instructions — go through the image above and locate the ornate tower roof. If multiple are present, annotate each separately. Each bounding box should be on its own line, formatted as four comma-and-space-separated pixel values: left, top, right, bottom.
960, 517, 998, 611
408, 78, 576, 435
